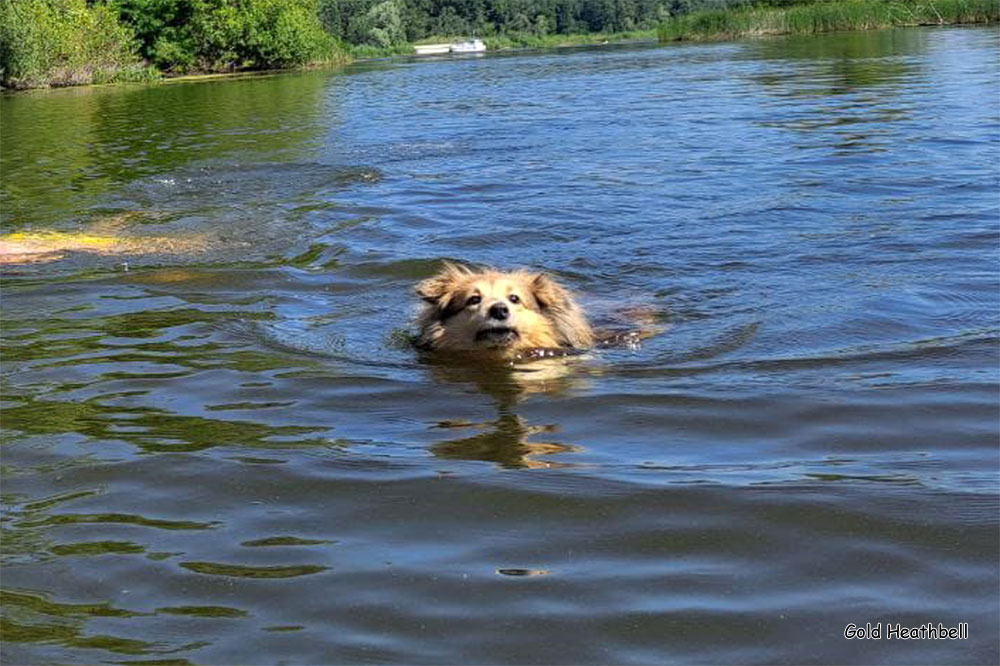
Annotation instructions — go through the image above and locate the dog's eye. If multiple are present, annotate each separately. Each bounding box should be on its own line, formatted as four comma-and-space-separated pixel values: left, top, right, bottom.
508, 294, 521, 304
466, 295, 481, 306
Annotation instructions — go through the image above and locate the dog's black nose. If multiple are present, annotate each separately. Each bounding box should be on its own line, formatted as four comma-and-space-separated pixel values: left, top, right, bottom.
488, 302, 509, 320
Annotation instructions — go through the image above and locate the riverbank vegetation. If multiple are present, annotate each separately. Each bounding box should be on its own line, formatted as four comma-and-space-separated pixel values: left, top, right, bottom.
0, 0, 347, 88
0, 0, 154, 88
403, 28, 658, 55
1, 0, 996, 89
0, 0, 670, 87
114, 0, 344, 73
658, 0, 999, 42
320, 0, 669, 54
483, 29, 658, 49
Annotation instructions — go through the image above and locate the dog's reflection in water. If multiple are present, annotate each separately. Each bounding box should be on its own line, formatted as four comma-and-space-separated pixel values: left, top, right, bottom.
425, 355, 589, 469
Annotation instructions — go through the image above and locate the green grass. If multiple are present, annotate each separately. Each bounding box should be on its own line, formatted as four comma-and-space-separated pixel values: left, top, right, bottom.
485, 29, 658, 50
658, 0, 999, 42
0, 0, 155, 89
347, 42, 417, 58
351, 29, 658, 58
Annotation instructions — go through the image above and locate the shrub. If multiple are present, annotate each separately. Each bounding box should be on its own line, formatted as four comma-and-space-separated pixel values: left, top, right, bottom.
0, 0, 152, 89
215, 0, 340, 69
113, 0, 344, 73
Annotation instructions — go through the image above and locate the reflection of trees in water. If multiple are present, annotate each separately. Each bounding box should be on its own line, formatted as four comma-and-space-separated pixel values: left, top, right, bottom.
2, 71, 332, 229
753, 28, 928, 68
2, 396, 329, 455
90, 73, 334, 182
751, 30, 929, 152
0, 497, 227, 661
1, 303, 334, 455
1, 587, 208, 660
753, 30, 926, 97
425, 359, 586, 469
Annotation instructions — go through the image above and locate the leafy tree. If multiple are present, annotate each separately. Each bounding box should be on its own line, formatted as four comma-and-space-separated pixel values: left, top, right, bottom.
320, 0, 676, 44
365, 0, 405, 47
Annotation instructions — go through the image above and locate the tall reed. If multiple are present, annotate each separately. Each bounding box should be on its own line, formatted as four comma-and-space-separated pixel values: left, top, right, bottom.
658, 0, 999, 42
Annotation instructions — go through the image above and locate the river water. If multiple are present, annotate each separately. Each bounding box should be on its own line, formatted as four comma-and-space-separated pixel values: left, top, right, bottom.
2, 26, 998, 665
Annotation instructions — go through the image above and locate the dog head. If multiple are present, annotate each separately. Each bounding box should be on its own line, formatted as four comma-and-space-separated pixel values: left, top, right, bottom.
415, 263, 593, 355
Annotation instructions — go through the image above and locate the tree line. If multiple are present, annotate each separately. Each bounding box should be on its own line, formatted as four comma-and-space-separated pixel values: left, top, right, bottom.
319, 0, 689, 49
0, 0, 742, 88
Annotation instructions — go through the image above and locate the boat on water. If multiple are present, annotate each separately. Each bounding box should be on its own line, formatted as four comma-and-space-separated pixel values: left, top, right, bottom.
449, 38, 486, 53
413, 38, 486, 56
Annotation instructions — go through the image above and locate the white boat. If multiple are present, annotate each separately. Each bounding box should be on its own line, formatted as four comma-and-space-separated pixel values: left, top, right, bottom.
449, 38, 486, 54
414, 43, 452, 55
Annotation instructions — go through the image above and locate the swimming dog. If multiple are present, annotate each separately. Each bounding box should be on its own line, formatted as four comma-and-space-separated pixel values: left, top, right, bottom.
415, 263, 593, 357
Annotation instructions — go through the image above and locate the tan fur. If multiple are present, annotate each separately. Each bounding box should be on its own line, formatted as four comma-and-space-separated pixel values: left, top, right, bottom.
415, 263, 593, 357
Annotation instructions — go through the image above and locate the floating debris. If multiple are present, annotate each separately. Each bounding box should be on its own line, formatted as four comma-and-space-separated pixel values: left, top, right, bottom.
496, 568, 551, 577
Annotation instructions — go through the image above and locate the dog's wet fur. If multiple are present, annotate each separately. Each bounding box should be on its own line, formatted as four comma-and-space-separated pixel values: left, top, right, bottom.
416, 263, 593, 358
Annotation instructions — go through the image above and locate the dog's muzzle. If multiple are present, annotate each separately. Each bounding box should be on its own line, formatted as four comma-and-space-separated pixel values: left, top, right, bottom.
475, 326, 519, 345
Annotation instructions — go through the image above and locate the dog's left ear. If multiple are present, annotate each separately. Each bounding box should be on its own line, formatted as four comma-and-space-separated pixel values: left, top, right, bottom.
416, 262, 468, 304
529, 273, 574, 311
416, 275, 447, 304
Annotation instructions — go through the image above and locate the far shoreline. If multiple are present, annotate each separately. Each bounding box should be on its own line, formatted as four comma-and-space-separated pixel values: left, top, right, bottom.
2, 16, 995, 95
0, 32, 659, 94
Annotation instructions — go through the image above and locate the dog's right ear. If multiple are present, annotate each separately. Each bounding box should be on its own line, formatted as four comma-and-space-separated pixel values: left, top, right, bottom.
416, 261, 469, 304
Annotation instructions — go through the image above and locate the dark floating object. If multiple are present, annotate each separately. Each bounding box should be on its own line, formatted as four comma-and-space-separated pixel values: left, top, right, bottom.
496, 568, 551, 577
241, 536, 335, 547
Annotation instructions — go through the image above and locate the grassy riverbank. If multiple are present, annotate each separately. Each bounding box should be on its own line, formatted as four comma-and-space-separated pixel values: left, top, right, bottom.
0, 0, 154, 88
3, 0, 996, 90
1, 0, 669, 89
484, 29, 658, 50
0, 0, 347, 90
348, 30, 657, 57
658, 0, 999, 42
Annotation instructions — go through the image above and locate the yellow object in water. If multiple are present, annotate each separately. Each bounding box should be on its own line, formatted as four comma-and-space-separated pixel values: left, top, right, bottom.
3, 231, 119, 249
0, 229, 213, 266
0, 231, 124, 265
